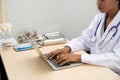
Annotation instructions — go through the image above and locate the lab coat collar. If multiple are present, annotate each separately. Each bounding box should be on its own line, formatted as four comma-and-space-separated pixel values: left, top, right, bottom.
96, 13, 106, 39
98, 10, 120, 48
106, 10, 120, 31
100, 10, 120, 40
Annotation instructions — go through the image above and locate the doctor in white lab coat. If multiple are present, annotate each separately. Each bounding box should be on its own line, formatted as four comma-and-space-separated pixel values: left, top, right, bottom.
47, 0, 120, 75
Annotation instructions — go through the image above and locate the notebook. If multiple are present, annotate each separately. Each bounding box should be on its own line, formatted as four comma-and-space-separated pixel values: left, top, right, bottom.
29, 39, 83, 70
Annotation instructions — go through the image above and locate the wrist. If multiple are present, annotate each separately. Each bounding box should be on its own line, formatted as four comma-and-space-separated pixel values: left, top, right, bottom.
64, 46, 71, 53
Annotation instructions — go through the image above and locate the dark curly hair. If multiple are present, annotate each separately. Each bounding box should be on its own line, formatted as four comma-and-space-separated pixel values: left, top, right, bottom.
118, 0, 120, 8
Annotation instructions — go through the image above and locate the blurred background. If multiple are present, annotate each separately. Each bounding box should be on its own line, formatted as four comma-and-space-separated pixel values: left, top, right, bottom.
1, 0, 98, 40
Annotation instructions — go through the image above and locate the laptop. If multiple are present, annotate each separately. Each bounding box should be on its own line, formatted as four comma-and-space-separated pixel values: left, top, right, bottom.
29, 40, 83, 70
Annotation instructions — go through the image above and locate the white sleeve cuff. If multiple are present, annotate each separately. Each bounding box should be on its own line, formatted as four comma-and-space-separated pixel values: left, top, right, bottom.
81, 54, 91, 63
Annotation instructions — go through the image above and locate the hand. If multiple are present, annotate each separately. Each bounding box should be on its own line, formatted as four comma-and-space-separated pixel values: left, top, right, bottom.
46, 46, 71, 59
56, 54, 81, 65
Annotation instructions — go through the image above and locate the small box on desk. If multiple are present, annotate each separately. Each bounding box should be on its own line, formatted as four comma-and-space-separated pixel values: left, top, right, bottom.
0, 38, 18, 50
0, 38, 18, 46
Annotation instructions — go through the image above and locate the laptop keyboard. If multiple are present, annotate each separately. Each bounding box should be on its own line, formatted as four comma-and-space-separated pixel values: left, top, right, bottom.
44, 54, 70, 68
48, 58, 70, 68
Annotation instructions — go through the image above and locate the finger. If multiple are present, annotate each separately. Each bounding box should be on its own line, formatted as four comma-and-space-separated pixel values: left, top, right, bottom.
50, 53, 57, 59
56, 55, 66, 64
46, 49, 63, 59
49, 50, 63, 59
56, 54, 64, 61
48, 51, 60, 59
46, 51, 54, 59
60, 60, 69, 65
56, 58, 63, 64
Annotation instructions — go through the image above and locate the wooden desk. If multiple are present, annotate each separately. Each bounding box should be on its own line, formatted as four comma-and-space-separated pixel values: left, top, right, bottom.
0, 44, 120, 80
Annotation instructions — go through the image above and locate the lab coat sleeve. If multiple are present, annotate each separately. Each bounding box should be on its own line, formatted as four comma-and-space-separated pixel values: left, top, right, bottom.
66, 13, 101, 52
66, 29, 92, 52
81, 38, 120, 73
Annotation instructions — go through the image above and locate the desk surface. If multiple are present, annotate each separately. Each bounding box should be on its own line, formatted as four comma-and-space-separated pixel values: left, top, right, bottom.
0, 44, 120, 80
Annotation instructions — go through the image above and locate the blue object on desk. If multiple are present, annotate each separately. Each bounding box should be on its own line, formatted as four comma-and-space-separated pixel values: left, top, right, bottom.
15, 45, 33, 51
14, 43, 33, 51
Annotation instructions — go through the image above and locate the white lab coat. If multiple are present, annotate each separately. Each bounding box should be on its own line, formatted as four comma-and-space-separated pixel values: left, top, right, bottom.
66, 10, 120, 75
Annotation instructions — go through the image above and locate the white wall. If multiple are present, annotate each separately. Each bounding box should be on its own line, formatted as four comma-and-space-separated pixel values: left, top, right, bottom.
6, 0, 98, 39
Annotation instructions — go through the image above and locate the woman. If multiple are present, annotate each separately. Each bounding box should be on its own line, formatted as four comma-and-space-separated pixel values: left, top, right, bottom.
47, 0, 120, 75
